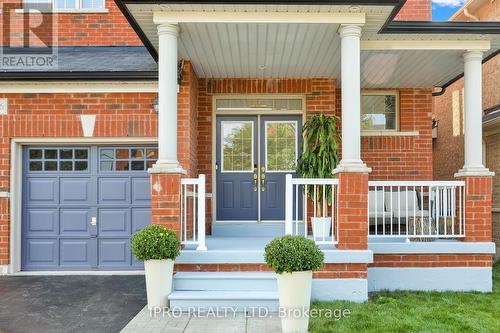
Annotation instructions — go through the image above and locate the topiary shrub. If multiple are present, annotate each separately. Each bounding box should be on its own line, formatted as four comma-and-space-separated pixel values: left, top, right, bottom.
264, 235, 324, 274
131, 224, 180, 261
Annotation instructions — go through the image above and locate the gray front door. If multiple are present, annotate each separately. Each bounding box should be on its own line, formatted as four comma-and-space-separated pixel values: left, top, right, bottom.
216, 115, 302, 222
22, 146, 157, 271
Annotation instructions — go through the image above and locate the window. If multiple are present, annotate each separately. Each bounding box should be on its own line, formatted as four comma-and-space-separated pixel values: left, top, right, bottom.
221, 121, 254, 172
265, 121, 298, 172
361, 92, 398, 131
216, 98, 303, 113
28, 148, 89, 172
24, 0, 104, 10
99, 147, 157, 172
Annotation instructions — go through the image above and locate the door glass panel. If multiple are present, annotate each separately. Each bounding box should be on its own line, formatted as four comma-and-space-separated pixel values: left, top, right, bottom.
221, 122, 254, 172
265, 121, 297, 172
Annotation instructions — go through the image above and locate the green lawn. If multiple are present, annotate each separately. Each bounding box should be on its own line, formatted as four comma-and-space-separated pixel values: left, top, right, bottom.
309, 262, 500, 333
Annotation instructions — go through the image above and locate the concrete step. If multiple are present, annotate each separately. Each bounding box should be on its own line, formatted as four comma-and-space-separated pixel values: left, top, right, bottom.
212, 222, 304, 237
173, 272, 277, 291
168, 290, 279, 312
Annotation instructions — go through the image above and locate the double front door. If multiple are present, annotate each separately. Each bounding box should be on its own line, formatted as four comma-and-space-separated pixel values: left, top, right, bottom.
216, 115, 302, 222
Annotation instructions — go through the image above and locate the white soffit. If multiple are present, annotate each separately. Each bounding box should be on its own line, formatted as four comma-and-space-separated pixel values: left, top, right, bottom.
127, 4, 497, 88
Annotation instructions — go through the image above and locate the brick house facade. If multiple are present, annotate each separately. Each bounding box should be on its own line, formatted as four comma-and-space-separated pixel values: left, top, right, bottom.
0, 0, 497, 305
432, 0, 500, 258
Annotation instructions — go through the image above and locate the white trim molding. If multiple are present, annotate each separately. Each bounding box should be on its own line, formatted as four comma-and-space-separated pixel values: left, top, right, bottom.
361, 39, 490, 51
153, 11, 366, 25
80, 115, 96, 137
368, 267, 492, 292
0, 81, 157, 93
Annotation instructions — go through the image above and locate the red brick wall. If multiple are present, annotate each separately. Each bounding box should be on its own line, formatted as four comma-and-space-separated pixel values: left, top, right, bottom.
337, 173, 369, 250
178, 62, 199, 176
174, 263, 367, 279
371, 254, 493, 267
0, 91, 157, 265
0, 1, 142, 46
458, 176, 493, 242
395, 0, 432, 21
362, 89, 433, 180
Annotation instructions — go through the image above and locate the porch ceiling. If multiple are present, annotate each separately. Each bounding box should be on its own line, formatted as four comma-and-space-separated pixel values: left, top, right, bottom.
125, 3, 499, 88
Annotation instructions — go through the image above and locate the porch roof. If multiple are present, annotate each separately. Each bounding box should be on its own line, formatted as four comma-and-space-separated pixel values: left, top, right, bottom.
119, 1, 500, 89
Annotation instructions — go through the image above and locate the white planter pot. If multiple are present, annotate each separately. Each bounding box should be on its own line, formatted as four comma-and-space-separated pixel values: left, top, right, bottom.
276, 271, 313, 333
144, 259, 174, 310
311, 217, 332, 240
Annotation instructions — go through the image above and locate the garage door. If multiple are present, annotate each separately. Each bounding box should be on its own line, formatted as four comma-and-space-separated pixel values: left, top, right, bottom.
22, 146, 157, 271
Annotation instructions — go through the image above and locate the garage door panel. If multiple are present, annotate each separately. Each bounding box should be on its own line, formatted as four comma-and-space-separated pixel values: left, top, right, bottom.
60, 178, 93, 205
22, 146, 154, 271
98, 209, 130, 236
60, 239, 93, 267
98, 238, 130, 267
26, 209, 58, 235
60, 209, 91, 235
98, 178, 130, 204
25, 239, 58, 267
26, 178, 58, 204
132, 208, 151, 232
132, 178, 151, 203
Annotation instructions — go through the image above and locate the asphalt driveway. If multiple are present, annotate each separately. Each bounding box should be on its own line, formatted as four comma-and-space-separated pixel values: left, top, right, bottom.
0, 275, 146, 333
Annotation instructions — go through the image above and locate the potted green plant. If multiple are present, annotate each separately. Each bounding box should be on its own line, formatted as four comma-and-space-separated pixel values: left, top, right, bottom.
296, 114, 340, 239
265, 235, 324, 333
131, 224, 180, 309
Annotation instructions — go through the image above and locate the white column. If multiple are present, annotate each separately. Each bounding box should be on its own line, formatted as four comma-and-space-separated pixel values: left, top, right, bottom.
151, 23, 185, 174
455, 50, 492, 177
334, 25, 370, 174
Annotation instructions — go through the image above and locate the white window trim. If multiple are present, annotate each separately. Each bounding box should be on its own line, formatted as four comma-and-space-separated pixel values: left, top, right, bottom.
19, 0, 108, 13
361, 90, 400, 134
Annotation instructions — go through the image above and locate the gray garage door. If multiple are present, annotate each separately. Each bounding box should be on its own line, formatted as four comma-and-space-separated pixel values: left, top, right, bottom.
22, 146, 157, 271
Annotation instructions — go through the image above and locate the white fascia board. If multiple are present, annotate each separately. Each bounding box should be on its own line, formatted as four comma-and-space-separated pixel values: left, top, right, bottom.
0, 81, 158, 93
369, 241, 496, 254
153, 11, 366, 25
361, 39, 490, 51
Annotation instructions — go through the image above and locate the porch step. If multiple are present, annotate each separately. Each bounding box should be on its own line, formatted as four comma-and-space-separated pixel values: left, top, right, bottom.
170, 272, 279, 311
168, 291, 279, 312
173, 272, 277, 291
212, 222, 288, 237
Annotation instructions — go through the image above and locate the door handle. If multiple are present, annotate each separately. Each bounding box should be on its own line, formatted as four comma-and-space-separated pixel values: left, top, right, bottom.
91, 217, 97, 226
253, 167, 258, 192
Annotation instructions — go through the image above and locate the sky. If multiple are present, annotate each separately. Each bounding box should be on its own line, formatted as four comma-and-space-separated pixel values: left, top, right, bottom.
432, 0, 467, 21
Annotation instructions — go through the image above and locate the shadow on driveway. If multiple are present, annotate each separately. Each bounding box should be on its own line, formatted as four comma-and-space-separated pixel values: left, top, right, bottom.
0, 275, 146, 333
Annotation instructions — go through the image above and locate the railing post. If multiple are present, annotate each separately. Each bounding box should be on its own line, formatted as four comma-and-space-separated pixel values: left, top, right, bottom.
196, 174, 207, 251
285, 174, 293, 235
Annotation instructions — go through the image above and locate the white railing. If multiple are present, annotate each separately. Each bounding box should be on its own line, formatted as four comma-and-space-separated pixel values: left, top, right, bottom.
368, 181, 466, 240
180, 174, 207, 251
285, 174, 339, 246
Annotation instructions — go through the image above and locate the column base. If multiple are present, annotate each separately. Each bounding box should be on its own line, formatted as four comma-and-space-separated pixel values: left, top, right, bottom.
333, 160, 372, 174
454, 166, 494, 178
149, 160, 187, 174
